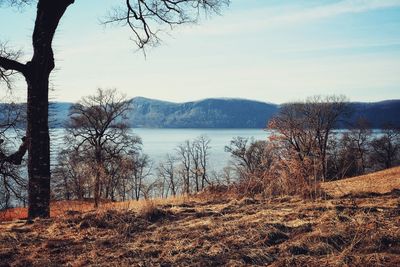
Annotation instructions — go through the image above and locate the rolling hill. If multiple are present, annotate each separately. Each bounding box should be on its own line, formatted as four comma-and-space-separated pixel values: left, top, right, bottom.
128, 97, 278, 128
322, 166, 400, 197
2, 98, 400, 128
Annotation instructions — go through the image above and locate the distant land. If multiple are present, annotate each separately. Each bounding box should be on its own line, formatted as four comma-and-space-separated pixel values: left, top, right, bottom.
6, 97, 400, 129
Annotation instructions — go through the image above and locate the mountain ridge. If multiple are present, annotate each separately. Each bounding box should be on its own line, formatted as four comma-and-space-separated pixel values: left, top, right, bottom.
47, 97, 400, 128
2, 97, 399, 128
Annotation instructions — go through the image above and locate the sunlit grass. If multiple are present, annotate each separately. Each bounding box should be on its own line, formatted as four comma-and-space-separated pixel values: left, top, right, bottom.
322, 166, 400, 197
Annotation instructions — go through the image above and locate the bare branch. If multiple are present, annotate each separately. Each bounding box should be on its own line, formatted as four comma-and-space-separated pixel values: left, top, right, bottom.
0, 42, 26, 89
102, 0, 230, 49
0, 137, 27, 165
0, 0, 33, 7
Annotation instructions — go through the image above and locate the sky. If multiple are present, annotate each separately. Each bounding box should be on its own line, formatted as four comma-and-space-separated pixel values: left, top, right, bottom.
0, 0, 400, 104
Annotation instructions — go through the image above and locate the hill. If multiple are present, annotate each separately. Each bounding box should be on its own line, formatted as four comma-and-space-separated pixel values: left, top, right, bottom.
126, 97, 400, 128
1, 168, 399, 266
346, 100, 400, 128
129, 97, 278, 128
3, 98, 400, 128
322, 167, 400, 198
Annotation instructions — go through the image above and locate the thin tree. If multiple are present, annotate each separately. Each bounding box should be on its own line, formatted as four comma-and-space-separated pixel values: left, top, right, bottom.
52, 148, 90, 200
177, 140, 192, 195
0, 0, 229, 218
345, 117, 372, 175
190, 141, 201, 192
195, 135, 211, 190
157, 154, 178, 197
225, 137, 272, 179
370, 124, 400, 170
130, 153, 152, 201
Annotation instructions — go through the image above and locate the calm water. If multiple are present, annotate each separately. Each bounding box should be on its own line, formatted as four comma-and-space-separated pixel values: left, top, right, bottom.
48, 128, 383, 172
51, 128, 269, 172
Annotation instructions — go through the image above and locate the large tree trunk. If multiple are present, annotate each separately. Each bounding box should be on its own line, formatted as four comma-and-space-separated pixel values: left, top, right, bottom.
26, 71, 51, 218
27, 0, 74, 219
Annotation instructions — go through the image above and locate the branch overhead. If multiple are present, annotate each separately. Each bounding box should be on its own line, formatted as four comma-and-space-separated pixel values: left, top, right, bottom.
0, 137, 27, 165
0, 42, 26, 89
103, 0, 230, 48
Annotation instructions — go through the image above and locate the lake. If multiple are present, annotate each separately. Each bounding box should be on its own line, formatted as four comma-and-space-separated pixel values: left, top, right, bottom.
50, 128, 269, 172
49, 128, 385, 173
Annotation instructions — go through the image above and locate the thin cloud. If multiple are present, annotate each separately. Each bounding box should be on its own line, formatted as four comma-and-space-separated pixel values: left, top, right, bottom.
270, 0, 400, 25
181, 0, 400, 36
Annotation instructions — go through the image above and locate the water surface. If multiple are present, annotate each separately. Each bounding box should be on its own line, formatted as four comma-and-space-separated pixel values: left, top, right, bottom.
51, 128, 269, 171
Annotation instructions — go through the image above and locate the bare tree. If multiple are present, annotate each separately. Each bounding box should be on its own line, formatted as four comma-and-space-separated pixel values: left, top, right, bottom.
224, 137, 275, 196
370, 124, 400, 170
130, 153, 152, 201
268, 103, 314, 163
195, 135, 211, 190
115, 156, 135, 202
157, 154, 178, 197
225, 137, 273, 180
348, 118, 372, 174
0, 0, 228, 218
52, 148, 92, 201
176, 140, 192, 195
190, 140, 202, 192
304, 95, 350, 180
0, 97, 26, 209
268, 95, 350, 181
157, 136, 211, 196
0, 163, 26, 210
221, 166, 235, 185
330, 117, 372, 178
174, 136, 212, 194
65, 88, 141, 207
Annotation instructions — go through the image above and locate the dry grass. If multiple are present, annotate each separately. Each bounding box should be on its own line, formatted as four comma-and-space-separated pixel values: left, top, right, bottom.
0, 196, 190, 222
0, 168, 399, 266
0, 200, 95, 222
0, 193, 399, 266
322, 167, 400, 198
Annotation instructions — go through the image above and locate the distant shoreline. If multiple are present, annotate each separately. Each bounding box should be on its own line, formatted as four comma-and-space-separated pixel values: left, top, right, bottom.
2, 97, 400, 129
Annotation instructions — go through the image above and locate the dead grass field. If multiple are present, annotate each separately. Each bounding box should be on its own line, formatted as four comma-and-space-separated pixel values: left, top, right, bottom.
0, 167, 399, 266
0, 196, 191, 222
322, 167, 400, 198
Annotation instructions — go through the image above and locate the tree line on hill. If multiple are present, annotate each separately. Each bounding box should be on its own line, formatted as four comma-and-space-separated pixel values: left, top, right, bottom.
1, 91, 400, 210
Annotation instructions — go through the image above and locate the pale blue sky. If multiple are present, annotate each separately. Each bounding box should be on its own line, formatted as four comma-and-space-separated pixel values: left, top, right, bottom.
1, 0, 400, 103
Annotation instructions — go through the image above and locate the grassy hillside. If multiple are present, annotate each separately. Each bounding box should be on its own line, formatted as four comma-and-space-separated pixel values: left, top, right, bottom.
322, 167, 400, 198
1, 168, 400, 266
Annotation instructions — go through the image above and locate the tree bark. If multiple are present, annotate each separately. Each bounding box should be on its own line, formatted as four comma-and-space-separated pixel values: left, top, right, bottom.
26, 0, 74, 219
